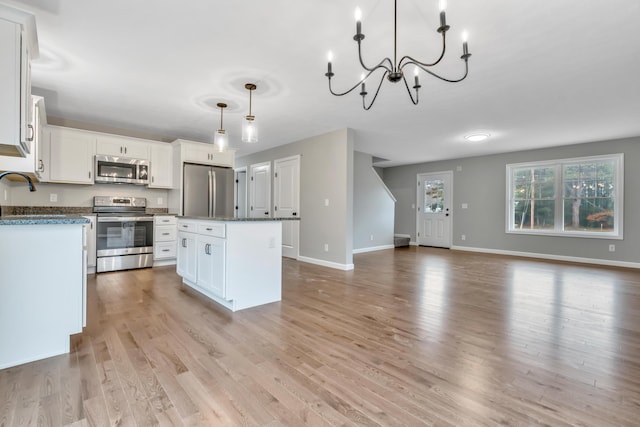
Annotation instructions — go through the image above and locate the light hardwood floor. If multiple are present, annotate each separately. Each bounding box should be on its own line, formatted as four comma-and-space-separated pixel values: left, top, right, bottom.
1, 247, 640, 426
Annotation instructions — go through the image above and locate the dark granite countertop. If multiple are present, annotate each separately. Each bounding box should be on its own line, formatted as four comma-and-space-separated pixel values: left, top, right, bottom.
0, 214, 90, 226
178, 216, 300, 222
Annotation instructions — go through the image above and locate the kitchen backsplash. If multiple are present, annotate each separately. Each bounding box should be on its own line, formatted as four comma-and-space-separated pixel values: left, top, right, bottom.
3, 206, 168, 215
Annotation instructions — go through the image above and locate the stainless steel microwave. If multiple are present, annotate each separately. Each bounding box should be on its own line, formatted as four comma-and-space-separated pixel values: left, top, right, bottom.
94, 155, 150, 185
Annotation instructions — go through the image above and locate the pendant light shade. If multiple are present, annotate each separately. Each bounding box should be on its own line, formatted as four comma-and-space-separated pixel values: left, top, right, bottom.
242, 83, 258, 143
214, 102, 228, 152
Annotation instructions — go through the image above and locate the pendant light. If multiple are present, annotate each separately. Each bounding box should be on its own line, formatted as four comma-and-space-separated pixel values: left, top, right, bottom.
214, 102, 228, 152
242, 83, 258, 143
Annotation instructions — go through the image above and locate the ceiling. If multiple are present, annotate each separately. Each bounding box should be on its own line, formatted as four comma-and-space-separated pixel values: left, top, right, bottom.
4, 0, 640, 167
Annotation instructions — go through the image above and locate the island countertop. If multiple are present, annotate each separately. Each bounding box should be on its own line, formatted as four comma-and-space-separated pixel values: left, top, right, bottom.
0, 214, 90, 226
178, 216, 300, 222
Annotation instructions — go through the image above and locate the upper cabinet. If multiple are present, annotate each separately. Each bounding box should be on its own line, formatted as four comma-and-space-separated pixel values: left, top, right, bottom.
149, 143, 173, 189
96, 135, 149, 159
46, 126, 96, 184
0, 4, 38, 157
174, 139, 235, 168
0, 95, 46, 179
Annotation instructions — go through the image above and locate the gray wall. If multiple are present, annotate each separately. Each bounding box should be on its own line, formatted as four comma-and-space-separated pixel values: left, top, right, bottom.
383, 137, 640, 264
353, 151, 395, 250
236, 128, 355, 268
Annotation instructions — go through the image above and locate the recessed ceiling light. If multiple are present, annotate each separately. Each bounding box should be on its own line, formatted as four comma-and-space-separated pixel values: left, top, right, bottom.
464, 132, 490, 142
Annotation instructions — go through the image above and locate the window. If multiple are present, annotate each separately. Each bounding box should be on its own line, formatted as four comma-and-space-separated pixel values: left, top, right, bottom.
506, 153, 623, 238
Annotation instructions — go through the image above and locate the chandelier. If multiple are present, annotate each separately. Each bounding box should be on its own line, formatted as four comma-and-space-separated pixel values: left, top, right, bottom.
325, 0, 471, 110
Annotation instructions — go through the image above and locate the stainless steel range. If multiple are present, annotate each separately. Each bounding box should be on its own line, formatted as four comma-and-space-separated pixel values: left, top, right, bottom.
93, 196, 154, 273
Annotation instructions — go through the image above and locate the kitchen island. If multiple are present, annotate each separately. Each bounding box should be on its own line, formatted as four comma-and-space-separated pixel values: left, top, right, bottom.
0, 215, 88, 369
177, 217, 296, 311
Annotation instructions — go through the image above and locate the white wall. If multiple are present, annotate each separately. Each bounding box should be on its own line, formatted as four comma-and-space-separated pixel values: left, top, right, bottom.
353, 151, 395, 252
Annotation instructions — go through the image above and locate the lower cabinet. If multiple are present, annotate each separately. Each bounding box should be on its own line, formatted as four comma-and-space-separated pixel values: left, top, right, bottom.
176, 230, 197, 283
196, 234, 226, 298
154, 215, 177, 265
176, 219, 282, 312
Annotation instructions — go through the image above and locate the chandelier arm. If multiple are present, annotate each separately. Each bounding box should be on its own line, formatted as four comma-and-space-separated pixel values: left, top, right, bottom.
408, 60, 469, 83
398, 33, 447, 69
357, 41, 394, 73
328, 67, 387, 97
362, 71, 389, 110
402, 75, 419, 105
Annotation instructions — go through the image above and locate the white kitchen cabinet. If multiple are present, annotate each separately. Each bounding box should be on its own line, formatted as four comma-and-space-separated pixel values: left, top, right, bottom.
149, 142, 173, 188
47, 126, 96, 184
177, 230, 197, 283
174, 139, 234, 167
196, 234, 226, 298
96, 134, 149, 159
154, 215, 177, 265
176, 218, 281, 311
0, 96, 45, 178
83, 214, 97, 270
0, 5, 38, 158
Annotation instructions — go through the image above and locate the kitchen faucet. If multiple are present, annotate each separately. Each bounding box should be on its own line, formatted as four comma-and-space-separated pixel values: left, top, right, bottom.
0, 171, 36, 192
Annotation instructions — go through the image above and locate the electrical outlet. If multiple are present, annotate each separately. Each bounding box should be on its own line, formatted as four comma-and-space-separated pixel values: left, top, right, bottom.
324, 198, 329, 207
157, 197, 163, 205
461, 234, 466, 241
461, 203, 468, 209
609, 244, 615, 252
50, 193, 57, 202
3, 189, 7, 201
370, 234, 374, 241
324, 243, 329, 252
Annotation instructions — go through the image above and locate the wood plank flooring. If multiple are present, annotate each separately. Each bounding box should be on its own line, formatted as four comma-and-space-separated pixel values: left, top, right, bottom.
1, 246, 640, 426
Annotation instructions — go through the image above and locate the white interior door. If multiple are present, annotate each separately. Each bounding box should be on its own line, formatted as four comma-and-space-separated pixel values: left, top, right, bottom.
274, 155, 300, 259
417, 171, 452, 248
234, 168, 247, 218
250, 162, 271, 218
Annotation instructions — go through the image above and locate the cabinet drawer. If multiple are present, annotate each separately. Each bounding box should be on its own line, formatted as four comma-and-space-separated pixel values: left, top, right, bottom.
198, 223, 225, 238
155, 215, 177, 225
154, 241, 177, 259
155, 225, 177, 242
177, 221, 197, 233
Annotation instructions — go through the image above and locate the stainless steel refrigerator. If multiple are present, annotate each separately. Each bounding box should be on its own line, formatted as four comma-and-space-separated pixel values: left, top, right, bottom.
182, 163, 234, 217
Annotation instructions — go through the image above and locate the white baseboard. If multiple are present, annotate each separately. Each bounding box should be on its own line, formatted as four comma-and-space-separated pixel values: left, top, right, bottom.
298, 256, 354, 271
353, 244, 395, 254
450, 245, 640, 269
410, 241, 418, 246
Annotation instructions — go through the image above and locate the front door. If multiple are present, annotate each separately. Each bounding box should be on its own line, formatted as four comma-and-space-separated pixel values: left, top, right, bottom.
417, 171, 452, 248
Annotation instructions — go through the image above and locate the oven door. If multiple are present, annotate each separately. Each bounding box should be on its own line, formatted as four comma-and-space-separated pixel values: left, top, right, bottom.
96, 216, 154, 257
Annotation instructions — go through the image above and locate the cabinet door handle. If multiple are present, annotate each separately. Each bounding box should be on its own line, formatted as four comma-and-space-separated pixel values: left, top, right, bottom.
265, 211, 269, 215
27, 124, 34, 142
181, 238, 187, 248
162, 249, 170, 252
38, 159, 44, 172
162, 232, 170, 236
124, 147, 127, 154
89, 171, 92, 179
206, 227, 213, 231
292, 212, 297, 216
205, 243, 211, 255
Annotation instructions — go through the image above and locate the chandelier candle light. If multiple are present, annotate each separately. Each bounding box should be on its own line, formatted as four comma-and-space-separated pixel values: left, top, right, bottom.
242, 83, 258, 143
214, 102, 228, 152
325, 0, 471, 110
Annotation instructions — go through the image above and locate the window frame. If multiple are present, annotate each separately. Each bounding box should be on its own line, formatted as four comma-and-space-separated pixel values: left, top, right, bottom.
506, 153, 624, 239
